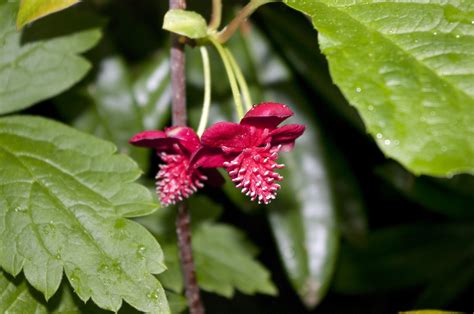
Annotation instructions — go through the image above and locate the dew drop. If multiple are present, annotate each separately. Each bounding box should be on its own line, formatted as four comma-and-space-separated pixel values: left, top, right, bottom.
368, 105, 374, 111
147, 289, 160, 300
55, 252, 61, 260
433, 31, 438, 35
376, 133, 383, 139
137, 245, 147, 258
455, 34, 460, 39
384, 139, 391, 145
355, 87, 362, 93
98, 263, 110, 272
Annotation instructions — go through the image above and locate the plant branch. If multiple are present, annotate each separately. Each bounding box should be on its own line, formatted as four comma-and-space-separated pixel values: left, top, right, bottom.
209, 0, 222, 31
169, 0, 204, 313
215, 0, 280, 43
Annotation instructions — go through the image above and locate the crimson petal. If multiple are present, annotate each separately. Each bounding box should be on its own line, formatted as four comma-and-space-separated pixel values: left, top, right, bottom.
270, 124, 305, 152
200, 122, 250, 149
129, 130, 177, 152
241, 102, 294, 129
190, 146, 235, 168
166, 126, 201, 154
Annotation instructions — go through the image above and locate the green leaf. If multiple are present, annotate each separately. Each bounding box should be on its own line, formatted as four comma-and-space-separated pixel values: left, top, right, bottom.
0, 1, 102, 115
0, 269, 80, 313
284, 0, 474, 176
17, 0, 80, 29
137, 196, 276, 298
333, 223, 474, 294
193, 223, 277, 297
162, 9, 208, 39
0, 116, 169, 313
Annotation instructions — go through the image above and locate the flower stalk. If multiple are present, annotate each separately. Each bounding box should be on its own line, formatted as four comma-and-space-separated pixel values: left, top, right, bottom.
209, 37, 245, 119
197, 46, 212, 136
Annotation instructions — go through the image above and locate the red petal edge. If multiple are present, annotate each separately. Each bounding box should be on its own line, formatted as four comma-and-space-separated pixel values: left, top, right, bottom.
241, 102, 294, 129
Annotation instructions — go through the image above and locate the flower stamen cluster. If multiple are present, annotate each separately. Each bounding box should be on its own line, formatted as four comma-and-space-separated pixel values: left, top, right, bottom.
130, 103, 304, 206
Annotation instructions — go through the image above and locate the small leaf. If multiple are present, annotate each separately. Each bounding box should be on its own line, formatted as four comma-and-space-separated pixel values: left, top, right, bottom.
137, 196, 276, 297
193, 223, 277, 297
0, 2, 102, 115
0, 116, 169, 313
284, 0, 474, 176
17, 0, 80, 29
163, 9, 208, 39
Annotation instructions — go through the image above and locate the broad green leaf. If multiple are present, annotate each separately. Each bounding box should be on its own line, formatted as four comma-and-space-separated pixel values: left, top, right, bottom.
0, 116, 169, 313
333, 223, 474, 294
17, 0, 80, 29
0, 269, 80, 313
193, 223, 277, 297
284, 0, 474, 176
377, 162, 474, 218
73, 57, 148, 171
162, 9, 208, 39
137, 196, 276, 298
0, 1, 101, 115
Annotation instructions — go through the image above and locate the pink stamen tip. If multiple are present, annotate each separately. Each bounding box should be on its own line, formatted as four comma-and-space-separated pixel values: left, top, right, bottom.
224, 145, 284, 205
155, 153, 206, 206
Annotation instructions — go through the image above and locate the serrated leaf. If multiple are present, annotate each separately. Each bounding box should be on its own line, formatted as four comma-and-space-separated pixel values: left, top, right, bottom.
162, 9, 208, 39
0, 269, 80, 313
193, 223, 277, 297
0, 2, 101, 115
0, 116, 169, 313
17, 0, 80, 29
284, 0, 474, 176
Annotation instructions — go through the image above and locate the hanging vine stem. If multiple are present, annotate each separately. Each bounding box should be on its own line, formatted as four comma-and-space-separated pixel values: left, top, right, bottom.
225, 47, 253, 111
169, 0, 205, 313
197, 46, 212, 136
209, 37, 245, 119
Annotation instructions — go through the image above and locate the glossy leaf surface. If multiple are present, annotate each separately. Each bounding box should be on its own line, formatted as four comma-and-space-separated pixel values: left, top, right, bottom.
284, 0, 474, 176
0, 116, 169, 313
0, 1, 101, 115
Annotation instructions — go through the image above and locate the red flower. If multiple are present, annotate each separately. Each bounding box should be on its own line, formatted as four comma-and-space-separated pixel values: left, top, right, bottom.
193, 102, 305, 204
130, 126, 221, 206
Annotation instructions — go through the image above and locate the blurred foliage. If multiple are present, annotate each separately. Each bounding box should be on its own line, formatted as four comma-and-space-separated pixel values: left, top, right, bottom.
0, 0, 473, 313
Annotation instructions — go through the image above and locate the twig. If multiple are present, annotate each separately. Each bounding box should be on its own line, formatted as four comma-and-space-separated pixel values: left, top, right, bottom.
169, 0, 204, 313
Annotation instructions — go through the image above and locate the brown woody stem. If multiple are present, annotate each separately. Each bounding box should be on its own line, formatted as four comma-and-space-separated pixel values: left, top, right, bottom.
169, 0, 204, 313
